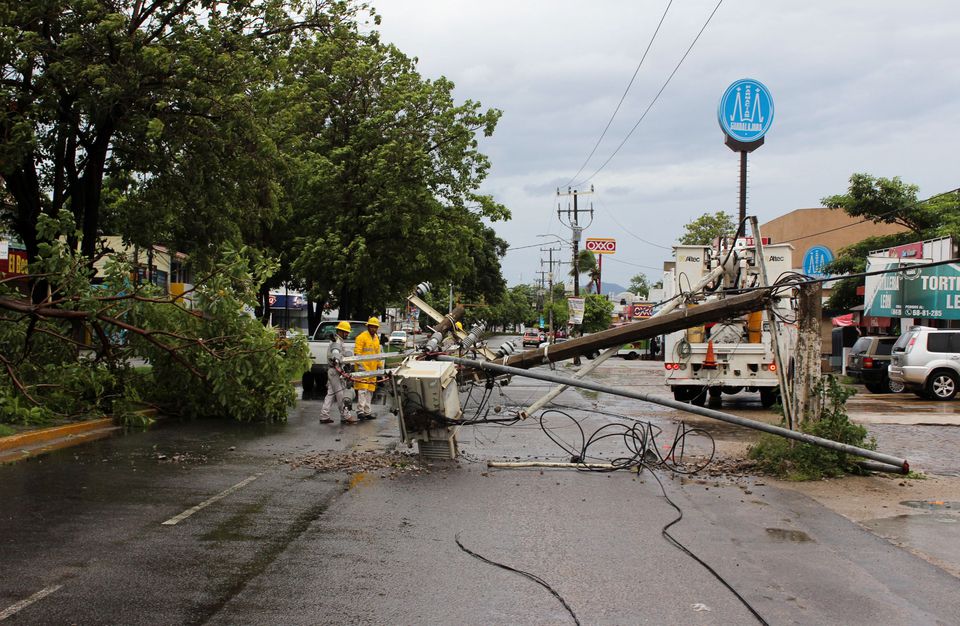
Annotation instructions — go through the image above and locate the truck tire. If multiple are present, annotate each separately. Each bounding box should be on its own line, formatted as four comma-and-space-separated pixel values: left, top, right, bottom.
926, 370, 958, 401
887, 377, 905, 393
760, 387, 779, 408
690, 388, 707, 407
672, 387, 690, 402
301, 372, 315, 394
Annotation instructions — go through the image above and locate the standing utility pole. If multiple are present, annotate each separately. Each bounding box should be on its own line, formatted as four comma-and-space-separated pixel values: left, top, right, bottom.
557, 186, 594, 297
558, 186, 594, 363
540, 246, 562, 342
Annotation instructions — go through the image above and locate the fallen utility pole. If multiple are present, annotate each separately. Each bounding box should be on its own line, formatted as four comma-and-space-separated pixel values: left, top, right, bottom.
504, 288, 772, 369
522, 264, 729, 417
437, 355, 909, 474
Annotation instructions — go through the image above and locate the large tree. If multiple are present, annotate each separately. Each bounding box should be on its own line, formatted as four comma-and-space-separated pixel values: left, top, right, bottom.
0, 1, 355, 264
628, 273, 650, 298
276, 33, 508, 320
678, 211, 735, 245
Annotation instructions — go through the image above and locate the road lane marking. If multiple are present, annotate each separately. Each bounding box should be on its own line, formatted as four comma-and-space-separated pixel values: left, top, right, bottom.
0, 584, 63, 621
161, 473, 264, 526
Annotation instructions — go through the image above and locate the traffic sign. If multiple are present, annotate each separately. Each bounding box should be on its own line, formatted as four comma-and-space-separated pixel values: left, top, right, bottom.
584, 238, 616, 254
718, 78, 774, 143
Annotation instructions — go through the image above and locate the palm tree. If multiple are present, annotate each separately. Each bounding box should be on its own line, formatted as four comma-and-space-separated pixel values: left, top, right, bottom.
570, 250, 598, 293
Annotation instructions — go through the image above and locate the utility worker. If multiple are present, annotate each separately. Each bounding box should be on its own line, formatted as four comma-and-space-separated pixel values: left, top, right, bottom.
354, 317, 383, 420
319, 321, 357, 424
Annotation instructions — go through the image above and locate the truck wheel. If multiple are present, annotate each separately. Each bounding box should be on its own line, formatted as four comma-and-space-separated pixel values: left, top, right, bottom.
760, 388, 779, 408
887, 377, 905, 393
926, 370, 958, 401
690, 389, 707, 406
301, 372, 315, 394
864, 381, 884, 394
625, 351, 638, 361
672, 387, 690, 402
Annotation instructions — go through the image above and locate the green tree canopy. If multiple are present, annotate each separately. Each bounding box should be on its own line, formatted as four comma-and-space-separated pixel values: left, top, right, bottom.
628, 273, 650, 298
820, 173, 960, 311
0, 0, 354, 262
280, 33, 508, 319
679, 211, 735, 245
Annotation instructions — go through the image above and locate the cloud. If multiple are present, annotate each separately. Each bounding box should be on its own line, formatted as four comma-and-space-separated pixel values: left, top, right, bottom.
373, 0, 960, 287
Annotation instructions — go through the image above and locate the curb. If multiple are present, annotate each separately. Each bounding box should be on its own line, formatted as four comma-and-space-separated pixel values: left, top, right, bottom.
0, 409, 157, 465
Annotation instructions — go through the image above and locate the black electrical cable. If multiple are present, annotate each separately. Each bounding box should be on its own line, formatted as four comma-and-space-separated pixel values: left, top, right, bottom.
454, 532, 582, 626
646, 468, 770, 625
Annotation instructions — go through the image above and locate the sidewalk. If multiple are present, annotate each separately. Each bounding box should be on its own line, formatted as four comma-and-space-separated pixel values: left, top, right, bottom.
0, 409, 157, 464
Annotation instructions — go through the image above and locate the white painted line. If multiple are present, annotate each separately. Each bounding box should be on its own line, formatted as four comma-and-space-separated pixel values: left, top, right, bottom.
0, 584, 63, 621
161, 473, 264, 526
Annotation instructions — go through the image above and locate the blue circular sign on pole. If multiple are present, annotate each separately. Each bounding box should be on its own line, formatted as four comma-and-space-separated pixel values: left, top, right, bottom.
718, 78, 774, 143
802, 245, 834, 277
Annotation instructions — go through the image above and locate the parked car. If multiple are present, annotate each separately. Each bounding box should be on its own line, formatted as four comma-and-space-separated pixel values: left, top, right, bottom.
847, 336, 903, 393
889, 327, 960, 400
522, 329, 544, 347
388, 330, 408, 348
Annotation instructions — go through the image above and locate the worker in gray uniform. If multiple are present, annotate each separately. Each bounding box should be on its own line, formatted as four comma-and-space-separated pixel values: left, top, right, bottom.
319, 321, 358, 424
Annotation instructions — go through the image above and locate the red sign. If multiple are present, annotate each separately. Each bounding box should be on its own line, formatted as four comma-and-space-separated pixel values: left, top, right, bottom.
0, 250, 28, 276
584, 238, 616, 254
631, 303, 653, 319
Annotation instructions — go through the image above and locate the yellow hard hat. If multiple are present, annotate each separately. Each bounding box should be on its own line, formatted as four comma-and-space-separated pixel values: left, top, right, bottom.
336, 321, 351, 333
455, 322, 464, 331
366, 317, 380, 327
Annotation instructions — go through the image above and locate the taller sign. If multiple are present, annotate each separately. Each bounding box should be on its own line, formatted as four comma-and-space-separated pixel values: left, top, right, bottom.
718, 78, 775, 143
584, 237, 616, 254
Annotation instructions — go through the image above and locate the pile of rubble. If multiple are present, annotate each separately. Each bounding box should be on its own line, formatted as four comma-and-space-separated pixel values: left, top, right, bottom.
287, 450, 428, 476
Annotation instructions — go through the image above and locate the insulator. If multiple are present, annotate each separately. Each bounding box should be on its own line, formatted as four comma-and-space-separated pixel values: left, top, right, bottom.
460, 321, 486, 350
414, 282, 432, 297
495, 340, 516, 358
423, 331, 444, 352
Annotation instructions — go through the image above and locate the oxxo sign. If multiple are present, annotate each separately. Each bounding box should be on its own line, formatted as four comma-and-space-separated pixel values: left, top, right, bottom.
585, 238, 616, 254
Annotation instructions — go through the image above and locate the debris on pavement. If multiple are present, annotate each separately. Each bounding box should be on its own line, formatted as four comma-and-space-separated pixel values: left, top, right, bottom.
287, 450, 429, 476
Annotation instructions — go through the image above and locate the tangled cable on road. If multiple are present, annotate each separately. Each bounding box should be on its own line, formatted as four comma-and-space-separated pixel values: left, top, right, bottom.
537, 409, 715, 474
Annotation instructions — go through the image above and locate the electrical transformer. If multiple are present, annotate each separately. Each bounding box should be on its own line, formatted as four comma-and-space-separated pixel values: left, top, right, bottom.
391, 359, 462, 459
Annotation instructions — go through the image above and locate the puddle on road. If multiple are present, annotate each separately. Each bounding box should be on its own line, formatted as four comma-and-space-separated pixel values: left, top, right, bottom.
900, 500, 959, 511
765, 528, 813, 543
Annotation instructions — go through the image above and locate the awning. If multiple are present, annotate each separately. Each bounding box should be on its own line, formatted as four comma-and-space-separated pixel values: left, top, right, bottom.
831, 313, 856, 327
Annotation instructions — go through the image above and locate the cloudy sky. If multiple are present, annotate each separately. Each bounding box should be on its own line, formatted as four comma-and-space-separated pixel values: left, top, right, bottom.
371, 1, 960, 290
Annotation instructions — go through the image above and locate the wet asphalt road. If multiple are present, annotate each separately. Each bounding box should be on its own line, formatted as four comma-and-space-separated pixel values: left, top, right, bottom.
2, 346, 960, 624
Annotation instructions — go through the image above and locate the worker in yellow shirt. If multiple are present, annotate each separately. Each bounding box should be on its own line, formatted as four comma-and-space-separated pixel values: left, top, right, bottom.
354, 317, 383, 420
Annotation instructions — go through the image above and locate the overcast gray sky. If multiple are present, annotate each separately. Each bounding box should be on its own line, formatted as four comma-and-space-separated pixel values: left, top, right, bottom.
371, 1, 960, 290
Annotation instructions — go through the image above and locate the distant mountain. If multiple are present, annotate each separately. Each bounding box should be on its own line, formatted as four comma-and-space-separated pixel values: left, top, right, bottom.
583, 281, 627, 295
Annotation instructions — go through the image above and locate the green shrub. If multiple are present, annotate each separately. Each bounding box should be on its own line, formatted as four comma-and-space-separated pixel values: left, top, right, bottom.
749, 376, 876, 480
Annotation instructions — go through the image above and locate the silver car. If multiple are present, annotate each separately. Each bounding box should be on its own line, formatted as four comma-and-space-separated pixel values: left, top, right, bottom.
888, 327, 960, 400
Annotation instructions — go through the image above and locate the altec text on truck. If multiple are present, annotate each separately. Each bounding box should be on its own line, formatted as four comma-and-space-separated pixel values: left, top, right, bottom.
662, 241, 796, 408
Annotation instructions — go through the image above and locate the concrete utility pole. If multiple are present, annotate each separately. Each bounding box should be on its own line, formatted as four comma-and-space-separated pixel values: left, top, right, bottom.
540, 246, 562, 342
793, 282, 823, 425
558, 186, 594, 364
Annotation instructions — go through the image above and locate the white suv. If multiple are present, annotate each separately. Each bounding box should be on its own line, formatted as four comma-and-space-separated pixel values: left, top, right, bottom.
889, 327, 960, 400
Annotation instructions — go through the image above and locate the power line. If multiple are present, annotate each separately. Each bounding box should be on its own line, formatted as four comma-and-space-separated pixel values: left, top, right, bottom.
571, 0, 724, 188
594, 193, 672, 250
562, 0, 674, 188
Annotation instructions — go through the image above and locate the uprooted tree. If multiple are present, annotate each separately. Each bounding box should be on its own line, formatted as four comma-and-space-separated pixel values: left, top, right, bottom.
0, 216, 309, 426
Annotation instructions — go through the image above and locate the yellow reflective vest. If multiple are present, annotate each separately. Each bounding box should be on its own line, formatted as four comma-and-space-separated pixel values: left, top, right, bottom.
353, 330, 382, 391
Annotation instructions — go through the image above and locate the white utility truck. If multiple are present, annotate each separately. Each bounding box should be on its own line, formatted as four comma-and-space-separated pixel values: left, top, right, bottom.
662, 240, 797, 408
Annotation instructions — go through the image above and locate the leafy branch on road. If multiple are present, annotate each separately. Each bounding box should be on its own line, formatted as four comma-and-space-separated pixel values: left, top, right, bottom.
0, 215, 309, 426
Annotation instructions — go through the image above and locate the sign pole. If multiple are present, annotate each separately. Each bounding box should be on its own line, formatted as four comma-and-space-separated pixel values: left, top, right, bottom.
598, 253, 602, 294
